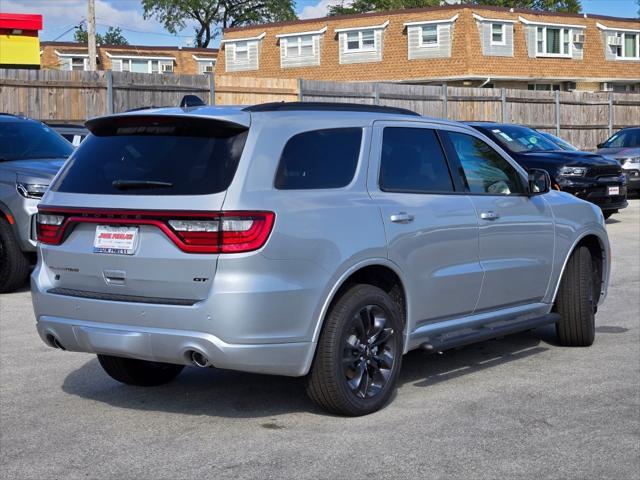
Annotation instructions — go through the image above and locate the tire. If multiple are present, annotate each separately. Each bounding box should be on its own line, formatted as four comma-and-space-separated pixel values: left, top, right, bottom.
97, 355, 184, 387
603, 211, 614, 220
306, 284, 403, 416
0, 217, 31, 293
554, 246, 596, 346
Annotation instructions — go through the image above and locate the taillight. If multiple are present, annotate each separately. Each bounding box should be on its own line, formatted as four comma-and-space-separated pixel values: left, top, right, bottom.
36, 213, 65, 244
167, 212, 274, 253
35, 208, 275, 254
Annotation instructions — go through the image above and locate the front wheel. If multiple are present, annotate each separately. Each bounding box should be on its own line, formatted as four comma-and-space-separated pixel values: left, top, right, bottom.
97, 355, 184, 386
306, 284, 403, 416
0, 217, 31, 293
554, 246, 596, 346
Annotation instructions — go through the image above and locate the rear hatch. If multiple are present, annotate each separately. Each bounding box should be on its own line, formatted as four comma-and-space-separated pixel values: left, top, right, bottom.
36, 110, 261, 304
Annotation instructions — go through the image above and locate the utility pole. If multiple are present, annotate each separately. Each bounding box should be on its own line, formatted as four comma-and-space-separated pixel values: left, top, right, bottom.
87, 0, 97, 71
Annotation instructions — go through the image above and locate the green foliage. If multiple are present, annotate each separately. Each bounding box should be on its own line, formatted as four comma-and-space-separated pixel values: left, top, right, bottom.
328, 0, 582, 16
141, 0, 296, 48
74, 25, 129, 45
329, 0, 440, 16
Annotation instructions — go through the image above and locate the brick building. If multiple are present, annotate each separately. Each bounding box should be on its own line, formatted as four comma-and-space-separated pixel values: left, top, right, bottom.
40, 42, 217, 75
218, 5, 640, 92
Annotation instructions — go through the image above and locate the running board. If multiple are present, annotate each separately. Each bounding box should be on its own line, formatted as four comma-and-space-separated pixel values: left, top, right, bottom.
420, 313, 560, 353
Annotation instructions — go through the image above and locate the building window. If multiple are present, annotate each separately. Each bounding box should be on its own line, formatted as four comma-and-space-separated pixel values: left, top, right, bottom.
528, 83, 561, 91
234, 41, 249, 61
59, 56, 88, 71
491, 23, 505, 45
197, 60, 215, 74
345, 30, 376, 52
536, 26, 571, 57
420, 25, 438, 46
616, 33, 639, 59
284, 35, 314, 57
112, 58, 173, 73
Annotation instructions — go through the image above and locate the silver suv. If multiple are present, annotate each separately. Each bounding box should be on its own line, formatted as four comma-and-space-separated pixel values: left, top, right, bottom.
0, 114, 73, 292
32, 103, 610, 416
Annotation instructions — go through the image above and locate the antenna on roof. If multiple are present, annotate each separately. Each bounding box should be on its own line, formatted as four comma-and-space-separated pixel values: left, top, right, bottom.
180, 95, 206, 108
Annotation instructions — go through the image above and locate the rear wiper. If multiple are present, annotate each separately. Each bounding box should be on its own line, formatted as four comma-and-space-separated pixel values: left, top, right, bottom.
112, 180, 173, 190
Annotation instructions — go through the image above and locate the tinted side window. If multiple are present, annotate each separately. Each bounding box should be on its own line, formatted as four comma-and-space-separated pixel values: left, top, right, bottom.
380, 127, 454, 193
447, 132, 524, 195
275, 128, 362, 190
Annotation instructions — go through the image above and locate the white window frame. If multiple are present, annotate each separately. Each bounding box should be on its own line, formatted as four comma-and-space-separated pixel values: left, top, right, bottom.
615, 32, 640, 60
232, 41, 250, 62
335, 21, 388, 56
535, 26, 572, 58
283, 35, 315, 58
344, 29, 376, 53
490, 23, 506, 46
419, 25, 439, 47
105, 53, 175, 73
192, 55, 216, 74
55, 51, 91, 71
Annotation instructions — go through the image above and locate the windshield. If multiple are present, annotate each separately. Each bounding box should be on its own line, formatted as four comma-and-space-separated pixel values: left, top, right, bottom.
0, 121, 73, 161
603, 128, 640, 148
51, 116, 248, 196
541, 132, 578, 151
485, 125, 561, 153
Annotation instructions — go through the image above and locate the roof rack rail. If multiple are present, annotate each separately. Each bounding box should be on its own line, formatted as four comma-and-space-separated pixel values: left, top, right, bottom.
243, 102, 420, 116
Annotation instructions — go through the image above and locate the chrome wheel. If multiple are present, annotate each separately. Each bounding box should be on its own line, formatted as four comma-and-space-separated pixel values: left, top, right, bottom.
342, 304, 396, 399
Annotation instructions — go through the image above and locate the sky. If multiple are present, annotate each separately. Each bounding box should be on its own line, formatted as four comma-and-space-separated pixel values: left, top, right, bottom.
3, 0, 638, 49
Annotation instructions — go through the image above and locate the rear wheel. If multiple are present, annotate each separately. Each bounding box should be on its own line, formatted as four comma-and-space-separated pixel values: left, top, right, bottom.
97, 355, 184, 386
0, 217, 31, 293
554, 246, 596, 346
306, 284, 403, 416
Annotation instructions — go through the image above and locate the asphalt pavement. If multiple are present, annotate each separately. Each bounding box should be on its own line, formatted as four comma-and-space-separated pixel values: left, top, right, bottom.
1, 200, 638, 480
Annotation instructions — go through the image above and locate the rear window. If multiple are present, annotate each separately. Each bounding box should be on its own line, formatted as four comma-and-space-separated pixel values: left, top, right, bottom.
275, 128, 362, 190
51, 116, 248, 196
0, 121, 73, 162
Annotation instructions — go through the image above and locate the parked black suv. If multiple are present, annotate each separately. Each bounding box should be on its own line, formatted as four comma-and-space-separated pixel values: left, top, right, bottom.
467, 123, 627, 219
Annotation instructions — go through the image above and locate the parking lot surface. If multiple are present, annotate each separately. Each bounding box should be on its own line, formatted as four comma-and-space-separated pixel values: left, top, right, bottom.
1, 200, 638, 480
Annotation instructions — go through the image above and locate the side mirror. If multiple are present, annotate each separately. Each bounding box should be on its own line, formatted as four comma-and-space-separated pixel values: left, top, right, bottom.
596, 143, 604, 149
528, 168, 551, 195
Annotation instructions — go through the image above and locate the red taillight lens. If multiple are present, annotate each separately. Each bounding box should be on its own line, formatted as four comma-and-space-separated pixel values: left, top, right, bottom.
35, 208, 275, 254
168, 212, 275, 253
36, 213, 66, 245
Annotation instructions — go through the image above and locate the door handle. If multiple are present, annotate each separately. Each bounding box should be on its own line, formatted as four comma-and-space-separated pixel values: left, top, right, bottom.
390, 212, 414, 224
480, 211, 500, 221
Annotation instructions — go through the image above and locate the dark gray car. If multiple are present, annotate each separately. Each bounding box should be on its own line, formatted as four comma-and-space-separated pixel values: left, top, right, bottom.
0, 114, 73, 292
597, 127, 640, 193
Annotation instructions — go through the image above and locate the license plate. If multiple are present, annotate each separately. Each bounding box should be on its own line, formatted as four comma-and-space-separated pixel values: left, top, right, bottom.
93, 225, 139, 255
608, 186, 620, 196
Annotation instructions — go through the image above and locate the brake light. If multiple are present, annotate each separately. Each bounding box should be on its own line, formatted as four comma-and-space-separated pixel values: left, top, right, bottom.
36, 213, 65, 244
35, 208, 275, 254
167, 213, 274, 253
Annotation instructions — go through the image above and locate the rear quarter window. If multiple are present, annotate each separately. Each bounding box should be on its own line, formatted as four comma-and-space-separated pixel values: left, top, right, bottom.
275, 128, 362, 190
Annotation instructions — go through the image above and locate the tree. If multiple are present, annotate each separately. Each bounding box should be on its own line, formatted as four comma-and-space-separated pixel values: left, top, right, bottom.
461, 1, 581, 13
328, 0, 582, 16
74, 24, 129, 45
329, 0, 440, 16
141, 0, 297, 48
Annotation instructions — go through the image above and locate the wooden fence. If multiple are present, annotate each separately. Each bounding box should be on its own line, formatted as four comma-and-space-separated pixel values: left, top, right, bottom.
0, 69, 212, 122
1, 69, 638, 150
298, 80, 640, 150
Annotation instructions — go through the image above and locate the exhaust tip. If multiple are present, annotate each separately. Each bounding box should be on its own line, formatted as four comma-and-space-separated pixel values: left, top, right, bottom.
190, 351, 211, 368
47, 334, 66, 350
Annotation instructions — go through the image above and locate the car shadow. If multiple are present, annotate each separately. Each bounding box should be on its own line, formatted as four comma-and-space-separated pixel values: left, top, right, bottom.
61, 326, 555, 418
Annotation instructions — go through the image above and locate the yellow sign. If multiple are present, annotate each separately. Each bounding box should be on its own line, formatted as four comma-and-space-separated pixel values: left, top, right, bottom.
0, 34, 40, 66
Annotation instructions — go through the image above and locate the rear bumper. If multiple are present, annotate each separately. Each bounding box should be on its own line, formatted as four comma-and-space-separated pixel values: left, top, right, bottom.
36, 315, 315, 377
